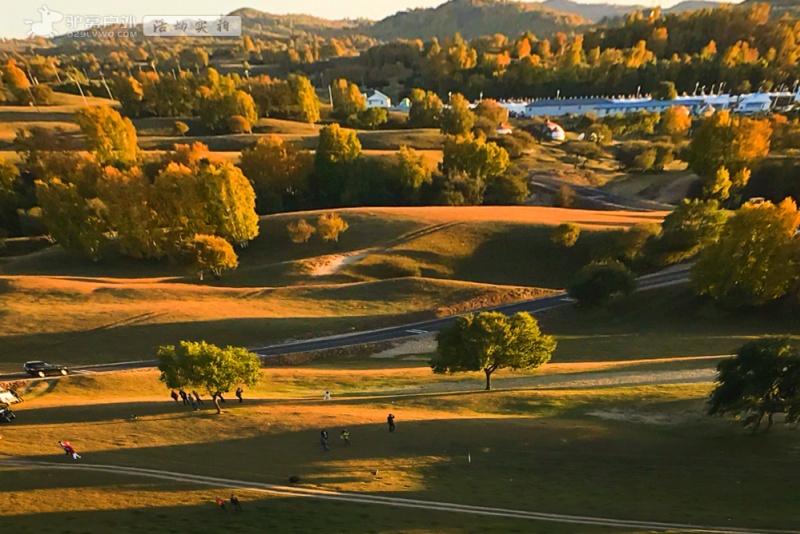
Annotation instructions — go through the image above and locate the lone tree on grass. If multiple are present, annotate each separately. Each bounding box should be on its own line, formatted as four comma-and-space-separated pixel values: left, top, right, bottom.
158, 341, 261, 414
317, 213, 349, 243
287, 218, 315, 243
431, 311, 556, 390
709, 338, 800, 433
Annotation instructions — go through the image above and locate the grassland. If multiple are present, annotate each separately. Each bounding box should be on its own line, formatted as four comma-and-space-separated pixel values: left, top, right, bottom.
0, 207, 663, 371
3, 365, 800, 533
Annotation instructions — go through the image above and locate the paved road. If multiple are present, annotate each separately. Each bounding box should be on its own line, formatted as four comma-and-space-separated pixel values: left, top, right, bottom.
0, 265, 690, 382
1, 460, 791, 533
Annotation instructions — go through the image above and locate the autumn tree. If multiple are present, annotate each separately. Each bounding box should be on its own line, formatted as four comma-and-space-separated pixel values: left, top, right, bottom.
311, 124, 362, 206
287, 218, 315, 243
703, 166, 732, 202
288, 74, 320, 123
226, 115, 252, 134
649, 199, 727, 265
317, 212, 349, 243
474, 99, 509, 125
0, 157, 20, 235
196, 162, 259, 247
357, 107, 388, 130
331, 78, 366, 121
687, 111, 772, 179
659, 106, 691, 137
183, 234, 239, 281
74, 106, 139, 168
408, 88, 443, 128
158, 340, 261, 413
391, 146, 432, 203
239, 135, 313, 213
35, 178, 109, 260
440, 93, 475, 136
692, 198, 800, 307
174, 121, 189, 137
653, 81, 678, 100
441, 135, 510, 183
432, 311, 556, 390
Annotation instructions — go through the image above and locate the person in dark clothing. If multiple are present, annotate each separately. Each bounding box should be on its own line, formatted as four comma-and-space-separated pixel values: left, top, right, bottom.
387, 413, 395, 432
192, 391, 203, 405
189, 396, 198, 410
235, 387, 243, 403
217, 392, 226, 403
170, 390, 179, 403
230, 494, 242, 512
179, 390, 188, 405
320, 429, 330, 452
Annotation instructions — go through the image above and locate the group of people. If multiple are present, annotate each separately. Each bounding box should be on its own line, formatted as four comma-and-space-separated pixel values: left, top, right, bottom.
216, 494, 242, 513
170, 389, 204, 409
317, 414, 395, 452
170, 388, 246, 409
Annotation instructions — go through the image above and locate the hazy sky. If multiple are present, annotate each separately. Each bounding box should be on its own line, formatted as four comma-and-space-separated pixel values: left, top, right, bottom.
8, 0, 735, 39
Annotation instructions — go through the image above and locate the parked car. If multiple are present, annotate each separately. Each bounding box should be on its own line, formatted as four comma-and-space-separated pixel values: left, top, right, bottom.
23, 361, 68, 378
0, 403, 15, 423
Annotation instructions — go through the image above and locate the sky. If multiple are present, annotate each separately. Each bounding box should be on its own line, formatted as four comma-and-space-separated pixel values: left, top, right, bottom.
7, 0, 735, 39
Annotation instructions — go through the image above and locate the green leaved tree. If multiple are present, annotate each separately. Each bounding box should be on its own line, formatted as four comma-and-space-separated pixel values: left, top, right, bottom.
158, 340, 261, 413
432, 311, 556, 390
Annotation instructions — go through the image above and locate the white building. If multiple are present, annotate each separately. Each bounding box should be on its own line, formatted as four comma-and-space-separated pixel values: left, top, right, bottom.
365, 90, 391, 109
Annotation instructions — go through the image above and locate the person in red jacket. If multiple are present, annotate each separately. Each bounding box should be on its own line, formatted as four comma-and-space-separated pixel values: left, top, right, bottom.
58, 441, 81, 459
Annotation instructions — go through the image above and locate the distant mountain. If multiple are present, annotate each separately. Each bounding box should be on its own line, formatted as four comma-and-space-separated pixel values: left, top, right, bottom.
230, 8, 358, 38
364, 0, 584, 41
540, 0, 724, 22
742, 0, 800, 17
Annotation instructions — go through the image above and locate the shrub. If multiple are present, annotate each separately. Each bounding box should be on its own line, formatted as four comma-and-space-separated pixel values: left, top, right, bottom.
484, 172, 529, 205
552, 223, 581, 247
562, 140, 604, 160
554, 184, 576, 207
287, 218, 315, 243
174, 121, 190, 137
355, 255, 422, 279
568, 260, 636, 308
226, 115, 251, 134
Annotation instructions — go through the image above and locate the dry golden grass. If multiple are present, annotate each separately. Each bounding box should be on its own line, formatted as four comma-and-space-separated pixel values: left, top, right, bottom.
322, 206, 665, 228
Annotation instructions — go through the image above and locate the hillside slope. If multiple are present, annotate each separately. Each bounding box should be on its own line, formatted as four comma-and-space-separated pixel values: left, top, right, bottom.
365, 0, 583, 41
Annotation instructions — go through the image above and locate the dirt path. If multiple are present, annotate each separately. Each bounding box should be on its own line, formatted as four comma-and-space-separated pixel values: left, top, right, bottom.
0, 460, 791, 533
310, 251, 368, 276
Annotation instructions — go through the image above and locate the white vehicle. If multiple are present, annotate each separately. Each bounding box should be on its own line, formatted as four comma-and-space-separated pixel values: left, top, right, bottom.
0, 386, 21, 405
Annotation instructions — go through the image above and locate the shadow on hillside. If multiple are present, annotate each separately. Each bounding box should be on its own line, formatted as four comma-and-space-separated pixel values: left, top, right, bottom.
0, 313, 422, 368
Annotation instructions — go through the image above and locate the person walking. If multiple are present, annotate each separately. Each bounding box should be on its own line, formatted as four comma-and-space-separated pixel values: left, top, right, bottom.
340, 429, 350, 446
179, 390, 188, 405
320, 429, 330, 453
189, 396, 198, 411
235, 387, 243, 403
323, 390, 331, 400
387, 413, 395, 432
170, 390, 179, 403
230, 494, 242, 513
215, 496, 227, 513
192, 391, 203, 405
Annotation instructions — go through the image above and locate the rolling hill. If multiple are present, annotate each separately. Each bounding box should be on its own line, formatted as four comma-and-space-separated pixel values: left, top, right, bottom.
363, 0, 584, 41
